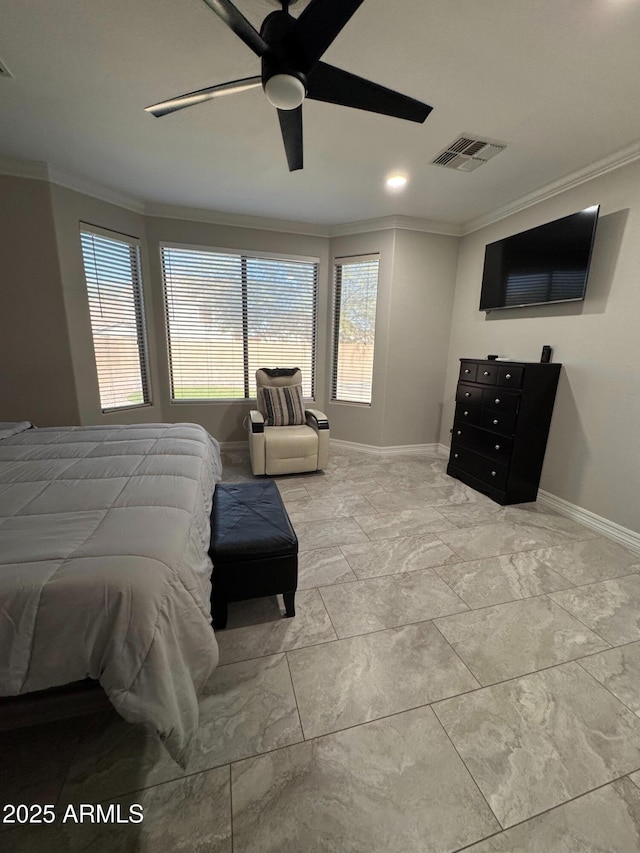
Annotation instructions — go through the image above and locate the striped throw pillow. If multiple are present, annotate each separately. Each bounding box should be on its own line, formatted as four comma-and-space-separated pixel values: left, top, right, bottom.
259, 385, 305, 426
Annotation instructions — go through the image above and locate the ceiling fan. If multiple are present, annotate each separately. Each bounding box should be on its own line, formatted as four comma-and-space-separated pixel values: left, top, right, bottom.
145, 0, 433, 171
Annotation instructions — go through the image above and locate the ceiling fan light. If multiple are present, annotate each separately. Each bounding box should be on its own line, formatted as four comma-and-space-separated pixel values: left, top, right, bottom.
265, 74, 306, 110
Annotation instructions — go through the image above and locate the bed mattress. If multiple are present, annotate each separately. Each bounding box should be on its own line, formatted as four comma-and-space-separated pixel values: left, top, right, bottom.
0, 422, 222, 766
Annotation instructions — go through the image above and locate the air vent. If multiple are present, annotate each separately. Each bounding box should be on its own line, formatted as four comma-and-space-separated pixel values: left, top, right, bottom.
0, 58, 13, 79
431, 134, 506, 172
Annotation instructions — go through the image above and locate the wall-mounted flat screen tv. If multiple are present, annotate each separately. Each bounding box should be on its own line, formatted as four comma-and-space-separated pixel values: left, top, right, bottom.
479, 205, 600, 311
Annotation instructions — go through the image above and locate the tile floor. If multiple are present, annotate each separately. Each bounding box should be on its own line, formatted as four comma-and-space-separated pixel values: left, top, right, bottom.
3, 446, 640, 851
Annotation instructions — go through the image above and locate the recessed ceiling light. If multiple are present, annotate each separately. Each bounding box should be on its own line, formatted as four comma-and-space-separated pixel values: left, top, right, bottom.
385, 174, 408, 191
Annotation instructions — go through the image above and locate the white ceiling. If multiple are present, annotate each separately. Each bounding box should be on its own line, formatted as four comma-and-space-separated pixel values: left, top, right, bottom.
2, 0, 640, 228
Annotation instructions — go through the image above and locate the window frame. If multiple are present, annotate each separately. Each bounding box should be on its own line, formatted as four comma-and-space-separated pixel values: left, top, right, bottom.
79, 223, 152, 413
331, 253, 380, 407
160, 242, 320, 404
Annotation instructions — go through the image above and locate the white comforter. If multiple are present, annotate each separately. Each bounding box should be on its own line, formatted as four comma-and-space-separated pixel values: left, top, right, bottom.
0, 423, 222, 766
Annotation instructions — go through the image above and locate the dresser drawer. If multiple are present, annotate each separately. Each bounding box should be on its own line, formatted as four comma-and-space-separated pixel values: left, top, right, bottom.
497, 365, 524, 388
459, 362, 478, 382
476, 363, 499, 385
452, 424, 513, 465
480, 409, 517, 436
449, 446, 508, 490
482, 388, 520, 413
456, 383, 483, 406
455, 402, 481, 426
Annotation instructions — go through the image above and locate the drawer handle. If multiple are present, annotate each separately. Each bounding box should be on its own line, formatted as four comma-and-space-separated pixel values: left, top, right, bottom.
464, 368, 471, 373
494, 398, 501, 404
465, 392, 471, 398
483, 370, 490, 376
495, 444, 500, 450
491, 470, 497, 477
493, 419, 499, 425
454, 453, 459, 459
505, 373, 512, 380
457, 430, 462, 436
463, 410, 469, 416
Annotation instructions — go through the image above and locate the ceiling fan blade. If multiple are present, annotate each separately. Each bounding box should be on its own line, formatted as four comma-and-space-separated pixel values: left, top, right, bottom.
277, 106, 303, 172
307, 62, 432, 123
199, 0, 269, 56
282, 0, 365, 73
145, 77, 262, 117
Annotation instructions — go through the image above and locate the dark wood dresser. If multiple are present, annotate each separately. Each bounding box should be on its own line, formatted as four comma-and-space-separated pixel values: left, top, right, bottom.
446, 358, 561, 505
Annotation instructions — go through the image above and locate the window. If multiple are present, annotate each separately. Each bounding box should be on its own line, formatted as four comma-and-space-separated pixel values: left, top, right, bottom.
80, 226, 150, 411
161, 246, 318, 400
331, 255, 379, 404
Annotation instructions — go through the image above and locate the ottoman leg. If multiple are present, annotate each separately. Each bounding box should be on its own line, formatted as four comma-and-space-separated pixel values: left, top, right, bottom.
283, 591, 295, 618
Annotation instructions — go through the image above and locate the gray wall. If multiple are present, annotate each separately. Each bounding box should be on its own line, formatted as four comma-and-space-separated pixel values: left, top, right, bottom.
0, 175, 79, 426
382, 229, 458, 447
441, 160, 640, 533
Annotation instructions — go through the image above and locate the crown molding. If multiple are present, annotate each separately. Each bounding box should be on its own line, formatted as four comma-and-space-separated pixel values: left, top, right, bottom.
6, 137, 640, 241
143, 202, 330, 238
462, 138, 640, 235
328, 214, 461, 238
0, 156, 49, 181
47, 167, 146, 214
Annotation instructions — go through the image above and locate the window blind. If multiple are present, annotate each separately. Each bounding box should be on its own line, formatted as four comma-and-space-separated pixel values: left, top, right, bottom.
80, 227, 150, 411
161, 247, 318, 400
331, 255, 379, 404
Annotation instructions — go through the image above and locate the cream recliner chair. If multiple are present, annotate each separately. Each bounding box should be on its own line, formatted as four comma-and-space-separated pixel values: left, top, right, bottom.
248, 368, 330, 476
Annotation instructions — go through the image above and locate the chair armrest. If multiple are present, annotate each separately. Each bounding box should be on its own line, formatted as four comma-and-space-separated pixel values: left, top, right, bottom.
305, 409, 329, 430
249, 409, 265, 433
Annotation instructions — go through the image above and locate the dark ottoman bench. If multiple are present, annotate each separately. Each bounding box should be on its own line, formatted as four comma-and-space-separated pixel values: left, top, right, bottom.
209, 480, 298, 630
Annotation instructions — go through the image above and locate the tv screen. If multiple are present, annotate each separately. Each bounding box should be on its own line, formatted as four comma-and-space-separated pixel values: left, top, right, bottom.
479, 206, 600, 311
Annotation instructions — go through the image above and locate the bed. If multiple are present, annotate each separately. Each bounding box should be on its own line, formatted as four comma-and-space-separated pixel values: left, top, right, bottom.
0, 421, 223, 766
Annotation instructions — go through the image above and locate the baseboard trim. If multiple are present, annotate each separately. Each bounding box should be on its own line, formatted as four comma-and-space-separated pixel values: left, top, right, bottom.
330, 438, 446, 457
537, 489, 640, 555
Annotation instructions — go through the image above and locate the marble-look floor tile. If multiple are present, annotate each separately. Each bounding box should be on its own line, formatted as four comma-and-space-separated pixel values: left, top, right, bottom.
286, 493, 377, 523
278, 485, 311, 503
380, 469, 453, 491
297, 547, 357, 589
287, 621, 479, 738
9, 766, 231, 853
435, 552, 573, 609
340, 534, 460, 579
366, 481, 480, 513
215, 589, 337, 665
231, 705, 499, 853
535, 537, 640, 585
437, 521, 571, 560
434, 596, 608, 685
379, 458, 450, 482
0, 714, 101, 812
320, 569, 468, 638
435, 502, 505, 528
294, 516, 369, 551
551, 574, 640, 645
579, 642, 640, 715
302, 476, 386, 498
501, 503, 600, 540
61, 655, 303, 804
464, 777, 640, 852
434, 661, 640, 828
354, 507, 457, 540
632, 771, 640, 790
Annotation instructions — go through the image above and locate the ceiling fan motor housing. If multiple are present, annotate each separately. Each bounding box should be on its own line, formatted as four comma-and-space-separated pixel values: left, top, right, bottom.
260, 10, 308, 98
